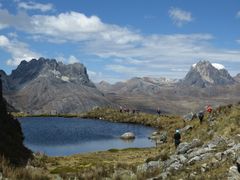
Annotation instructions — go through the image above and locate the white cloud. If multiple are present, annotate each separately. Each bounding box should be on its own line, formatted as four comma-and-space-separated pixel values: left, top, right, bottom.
169, 7, 193, 27
0, 10, 142, 44
0, 9, 240, 81
68, 55, 79, 64
18, 1, 54, 12
106, 64, 138, 74
0, 35, 40, 66
87, 70, 103, 82
236, 11, 240, 18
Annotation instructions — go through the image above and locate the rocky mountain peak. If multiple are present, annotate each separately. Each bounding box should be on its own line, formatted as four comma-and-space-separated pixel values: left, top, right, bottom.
8, 57, 95, 89
182, 60, 235, 87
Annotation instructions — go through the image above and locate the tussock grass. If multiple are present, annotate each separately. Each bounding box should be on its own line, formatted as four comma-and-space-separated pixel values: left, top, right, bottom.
45, 148, 160, 179
0, 156, 50, 180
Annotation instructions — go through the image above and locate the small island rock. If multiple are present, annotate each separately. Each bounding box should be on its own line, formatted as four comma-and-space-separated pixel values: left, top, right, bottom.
120, 132, 135, 140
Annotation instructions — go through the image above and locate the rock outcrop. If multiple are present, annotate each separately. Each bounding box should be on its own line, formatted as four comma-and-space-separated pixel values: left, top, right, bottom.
135, 136, 240, 179
0, 75, 32, 165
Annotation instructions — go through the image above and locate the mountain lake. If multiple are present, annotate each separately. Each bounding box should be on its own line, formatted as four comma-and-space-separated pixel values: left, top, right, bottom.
19, 117, 156, 156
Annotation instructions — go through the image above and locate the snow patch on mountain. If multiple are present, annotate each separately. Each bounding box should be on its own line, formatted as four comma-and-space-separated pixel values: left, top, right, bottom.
192, 63, 225, 70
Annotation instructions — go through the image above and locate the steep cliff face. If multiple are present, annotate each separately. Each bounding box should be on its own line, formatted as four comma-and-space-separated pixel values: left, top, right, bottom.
2, 58, 112, 114
182, 61, 235, 88
0, 75, 32, 165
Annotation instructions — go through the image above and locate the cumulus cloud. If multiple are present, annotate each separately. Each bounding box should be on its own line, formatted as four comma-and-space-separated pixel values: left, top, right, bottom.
17, 1, 54, 12
169, 7, 193, 27
68, 55, 80, 64
0, 9, 142, 44
0, 35, 40, 66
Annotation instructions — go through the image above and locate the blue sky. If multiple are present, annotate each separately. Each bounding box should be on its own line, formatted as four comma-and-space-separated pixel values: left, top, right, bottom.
0, 0, 240, 83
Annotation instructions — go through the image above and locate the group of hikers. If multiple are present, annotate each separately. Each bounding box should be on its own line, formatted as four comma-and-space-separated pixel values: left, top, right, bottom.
119, 106, 140, 114
173, 105, 213, 148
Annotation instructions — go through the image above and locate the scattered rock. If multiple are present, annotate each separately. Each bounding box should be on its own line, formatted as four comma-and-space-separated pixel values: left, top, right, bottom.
204, 136, 227, 149
149, 131, 160, 140
180, 125, 193, 134
137, 161, 162, 174
215, 152, 223, 161
176, 142, 190, 154
201, 163, 209, 173
228, 166, 240, 180
189, 171, 197, 178
177, 139, 202, 154
183, 112, 197, 121
120, 132, 135, 140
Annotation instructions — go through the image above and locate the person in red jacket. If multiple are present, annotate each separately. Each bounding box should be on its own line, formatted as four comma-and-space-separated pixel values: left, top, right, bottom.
206, 105, 212, 113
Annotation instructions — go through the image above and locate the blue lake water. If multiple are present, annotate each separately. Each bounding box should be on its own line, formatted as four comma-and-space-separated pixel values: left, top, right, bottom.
19, 117, 156, 156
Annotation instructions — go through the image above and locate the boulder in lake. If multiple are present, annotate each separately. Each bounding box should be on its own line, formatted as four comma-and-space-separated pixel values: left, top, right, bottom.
120, 132, 135, 140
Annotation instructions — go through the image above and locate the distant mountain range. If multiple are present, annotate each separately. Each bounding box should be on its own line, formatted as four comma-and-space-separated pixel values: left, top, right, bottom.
1, 58, 240, 115
97, 60, 240, 114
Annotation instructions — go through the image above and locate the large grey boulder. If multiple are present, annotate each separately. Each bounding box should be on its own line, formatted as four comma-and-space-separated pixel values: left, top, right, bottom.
177, 139, 202, 154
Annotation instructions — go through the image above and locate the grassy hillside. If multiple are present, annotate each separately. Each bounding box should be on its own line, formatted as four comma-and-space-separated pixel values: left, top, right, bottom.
42, 103, 240, 179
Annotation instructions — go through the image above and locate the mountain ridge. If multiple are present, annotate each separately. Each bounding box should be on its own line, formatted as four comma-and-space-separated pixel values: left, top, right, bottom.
2, 59, 239, 115
1, 57, 112, 114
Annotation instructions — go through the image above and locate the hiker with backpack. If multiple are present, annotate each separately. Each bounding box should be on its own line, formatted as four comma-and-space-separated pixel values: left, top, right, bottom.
173, 129, 181, 148
198, 111, 204, 124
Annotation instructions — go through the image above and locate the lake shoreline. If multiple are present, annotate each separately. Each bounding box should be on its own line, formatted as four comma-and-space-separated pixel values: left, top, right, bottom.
14, 107, 183, 129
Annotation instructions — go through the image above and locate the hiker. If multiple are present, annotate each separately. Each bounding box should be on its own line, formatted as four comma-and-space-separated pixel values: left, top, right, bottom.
198, 111, 204, 124
173, 129, 181, 148
157, 108, 161, 116
206, 105, 212, 113
119, 106, 123, 113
